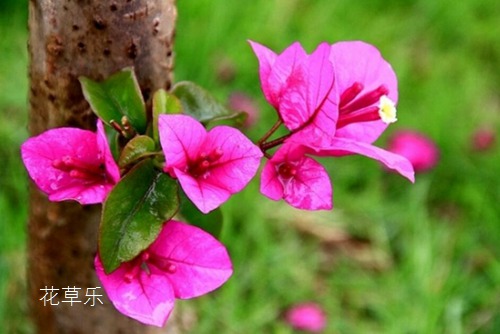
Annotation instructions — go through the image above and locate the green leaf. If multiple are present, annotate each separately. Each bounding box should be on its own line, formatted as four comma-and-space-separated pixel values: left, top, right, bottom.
79, 67, 147, 134
205, 111, 248, 129
99, 159, 179, 273
179, 192, 223, 238
102, 122, 121, 162
118, 135, 156, 168
152, 89, 183, 143
171, 81, 236, 124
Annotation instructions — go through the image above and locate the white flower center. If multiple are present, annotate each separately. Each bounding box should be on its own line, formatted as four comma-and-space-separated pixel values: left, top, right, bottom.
378, 95, 397, 124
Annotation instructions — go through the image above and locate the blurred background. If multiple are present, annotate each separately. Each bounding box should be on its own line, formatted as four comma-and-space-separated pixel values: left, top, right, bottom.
1, 0, 499, 333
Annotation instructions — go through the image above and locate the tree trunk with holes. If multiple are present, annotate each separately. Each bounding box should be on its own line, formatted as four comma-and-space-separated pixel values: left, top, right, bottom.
28, 1, 178, 333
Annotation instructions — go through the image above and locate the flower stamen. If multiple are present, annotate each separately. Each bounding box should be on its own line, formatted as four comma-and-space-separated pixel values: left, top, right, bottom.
52, 155, 107, 182
278, 162, 297, 179
337, 84, 396, 128
339, 82, 364, 108
147, 254, 178, 274
340, 84, 389, 115
188, 147, 224, 178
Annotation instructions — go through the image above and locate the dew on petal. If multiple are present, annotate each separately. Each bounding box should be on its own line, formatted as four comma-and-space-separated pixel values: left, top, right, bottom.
471, 127, 496, 152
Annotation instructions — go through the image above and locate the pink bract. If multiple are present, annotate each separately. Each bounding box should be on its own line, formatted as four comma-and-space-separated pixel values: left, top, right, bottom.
285, 302, 327, 333
20, 120, 120, 204
260, 142, 332, 210
386, 130, 439, 173
158, 114, 263, 214
95, 220, 233, 327
250, 40, 338, 149
313, 137, 415, 182
308, 41, 414, 182
330, 41, 398, 144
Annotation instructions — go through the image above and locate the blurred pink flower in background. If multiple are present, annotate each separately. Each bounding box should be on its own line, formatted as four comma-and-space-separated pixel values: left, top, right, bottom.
215, 56, 237, 83
471, 127, 496, 152
386, 130, 439, 172
285, 302, 327, 333
227, 91, 260, 127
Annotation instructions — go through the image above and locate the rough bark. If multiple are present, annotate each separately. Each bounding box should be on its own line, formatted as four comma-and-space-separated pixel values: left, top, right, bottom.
28, 1, 177, 333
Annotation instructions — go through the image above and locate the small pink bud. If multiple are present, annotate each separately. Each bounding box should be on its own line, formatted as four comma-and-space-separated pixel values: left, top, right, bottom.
285, 302, 327, 333
386, 130, 439, 172
471, 127, 496, 152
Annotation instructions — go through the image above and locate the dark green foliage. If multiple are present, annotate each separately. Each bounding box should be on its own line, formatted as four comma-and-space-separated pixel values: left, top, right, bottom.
99, 160, 179, 273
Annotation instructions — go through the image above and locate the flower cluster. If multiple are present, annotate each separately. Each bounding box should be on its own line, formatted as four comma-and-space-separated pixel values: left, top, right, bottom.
21, 115, 257, 326
252, 40, 414, 210
20, 39, 414, 327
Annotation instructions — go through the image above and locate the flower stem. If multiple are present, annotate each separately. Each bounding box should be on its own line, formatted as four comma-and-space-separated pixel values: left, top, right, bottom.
257, 119, 283, 146
260, 133, 292, 152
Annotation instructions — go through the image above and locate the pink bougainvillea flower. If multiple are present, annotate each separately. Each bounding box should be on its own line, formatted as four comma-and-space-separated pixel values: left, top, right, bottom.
261, 142, 332, 210
254, 40, 413, 208
311, 137, 415, 182
159, 114, 263, 213
95, 220, 233, 327
300, 41, 414, 182
285, 302, 327, 333
250, 40, 338, 149
386, 130, 439, 173
20, 120, 120, 204
330, 41, 399, 144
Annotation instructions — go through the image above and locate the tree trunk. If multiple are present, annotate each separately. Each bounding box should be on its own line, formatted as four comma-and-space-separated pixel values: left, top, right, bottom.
28, 1, 177, 333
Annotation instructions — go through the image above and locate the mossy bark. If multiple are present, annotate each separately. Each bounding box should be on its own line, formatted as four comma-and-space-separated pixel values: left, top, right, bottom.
28, 1, 177, 332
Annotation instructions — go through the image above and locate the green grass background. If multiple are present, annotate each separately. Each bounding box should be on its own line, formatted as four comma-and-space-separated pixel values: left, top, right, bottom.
1, 0, 499, 333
